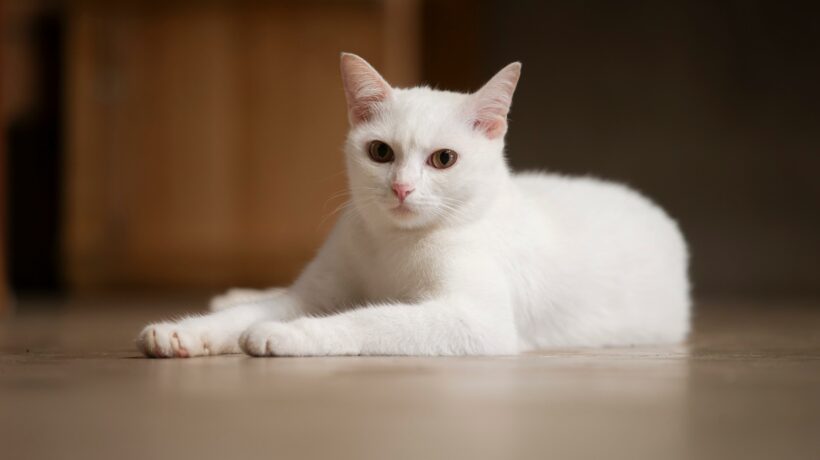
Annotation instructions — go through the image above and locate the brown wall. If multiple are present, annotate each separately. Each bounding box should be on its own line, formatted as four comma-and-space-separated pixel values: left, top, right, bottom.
0, 0, 6, 311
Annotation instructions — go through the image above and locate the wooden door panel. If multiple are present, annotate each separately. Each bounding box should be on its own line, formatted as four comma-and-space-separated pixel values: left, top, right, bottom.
64, 1, 419, 291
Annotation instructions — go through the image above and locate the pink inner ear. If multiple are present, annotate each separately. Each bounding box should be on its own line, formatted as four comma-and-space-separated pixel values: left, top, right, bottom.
349, 91, 387, 125
340, 54, 392, 126
473, 116, 507, 139
468, 62, 521, 139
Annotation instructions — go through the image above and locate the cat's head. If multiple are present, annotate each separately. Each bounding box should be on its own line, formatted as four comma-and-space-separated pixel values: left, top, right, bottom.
340, 53, 521, 230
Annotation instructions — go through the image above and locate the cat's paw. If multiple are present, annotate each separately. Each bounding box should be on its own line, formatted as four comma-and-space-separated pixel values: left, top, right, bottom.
239, 322, 312, 357
137, 322, 209, 358
240, 320, 361, 357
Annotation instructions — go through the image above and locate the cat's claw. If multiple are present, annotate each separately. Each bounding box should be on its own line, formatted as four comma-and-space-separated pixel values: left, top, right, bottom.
137, 323, 207, 358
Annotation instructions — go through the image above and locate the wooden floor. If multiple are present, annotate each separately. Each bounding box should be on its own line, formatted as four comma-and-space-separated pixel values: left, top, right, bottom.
1, 298, 819, 460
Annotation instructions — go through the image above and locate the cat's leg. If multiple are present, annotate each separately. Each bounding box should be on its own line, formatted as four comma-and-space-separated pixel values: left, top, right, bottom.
137, 291, 304, 358
239, 297, 519, 357
209, 287, 286, 311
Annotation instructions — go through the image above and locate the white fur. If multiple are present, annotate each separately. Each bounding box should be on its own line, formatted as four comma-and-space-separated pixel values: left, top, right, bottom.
137, 54, 689, 358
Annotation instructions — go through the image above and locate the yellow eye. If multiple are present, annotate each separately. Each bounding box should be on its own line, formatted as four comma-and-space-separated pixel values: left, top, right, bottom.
429, 149, 458, 169
368, 141, 394, 163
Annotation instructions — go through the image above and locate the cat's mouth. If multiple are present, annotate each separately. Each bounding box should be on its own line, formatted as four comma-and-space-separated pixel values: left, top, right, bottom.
390, 203, 415, 216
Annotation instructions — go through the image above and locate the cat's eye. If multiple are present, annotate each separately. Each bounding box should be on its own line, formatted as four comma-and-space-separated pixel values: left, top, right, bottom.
428, 149, 458, 169
368, 141, 395, 163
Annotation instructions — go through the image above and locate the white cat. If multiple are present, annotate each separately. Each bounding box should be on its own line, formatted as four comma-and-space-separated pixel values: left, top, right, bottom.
137, 53, 690, 358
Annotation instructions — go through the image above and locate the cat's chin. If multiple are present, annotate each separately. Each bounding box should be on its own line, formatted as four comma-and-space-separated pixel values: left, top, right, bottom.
382, 203, 435, 229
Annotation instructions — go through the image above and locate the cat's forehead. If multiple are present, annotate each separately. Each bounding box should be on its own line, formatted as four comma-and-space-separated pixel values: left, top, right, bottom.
390, 87, 468, 114
358, 87, 469, 149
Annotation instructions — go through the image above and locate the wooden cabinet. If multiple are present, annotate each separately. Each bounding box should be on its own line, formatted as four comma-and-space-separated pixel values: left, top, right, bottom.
64, 1, 420, 291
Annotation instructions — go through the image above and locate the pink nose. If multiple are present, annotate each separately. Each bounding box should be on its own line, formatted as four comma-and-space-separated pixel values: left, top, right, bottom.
391, 183, 415, 203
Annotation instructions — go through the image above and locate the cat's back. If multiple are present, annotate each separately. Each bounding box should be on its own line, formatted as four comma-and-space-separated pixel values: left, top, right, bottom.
511, 172, 680, 240
514, 171, 651, 213
510, 171, 687, 266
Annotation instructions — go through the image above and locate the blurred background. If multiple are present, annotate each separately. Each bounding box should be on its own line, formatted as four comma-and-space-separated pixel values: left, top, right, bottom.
2, 0, 819, 312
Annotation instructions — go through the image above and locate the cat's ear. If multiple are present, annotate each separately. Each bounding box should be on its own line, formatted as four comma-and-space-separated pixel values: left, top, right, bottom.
340, 53, 392, 126
467, 62, 522, 139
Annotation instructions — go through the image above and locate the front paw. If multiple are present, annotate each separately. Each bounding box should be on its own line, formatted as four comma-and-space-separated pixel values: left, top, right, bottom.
239, 320, 359, 357
137, 322, 208, 358
239, 322, 312, 357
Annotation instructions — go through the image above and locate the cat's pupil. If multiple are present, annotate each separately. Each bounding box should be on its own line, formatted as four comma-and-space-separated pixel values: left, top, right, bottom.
377, 143, 389, 158
439, 151, 451, 165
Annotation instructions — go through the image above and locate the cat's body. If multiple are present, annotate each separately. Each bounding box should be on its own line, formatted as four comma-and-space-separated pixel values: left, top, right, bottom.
137, 54, 689, 358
